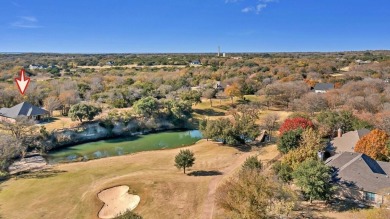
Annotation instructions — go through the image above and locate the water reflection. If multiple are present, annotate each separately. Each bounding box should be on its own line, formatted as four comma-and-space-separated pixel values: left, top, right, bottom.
47, 130, 202, 163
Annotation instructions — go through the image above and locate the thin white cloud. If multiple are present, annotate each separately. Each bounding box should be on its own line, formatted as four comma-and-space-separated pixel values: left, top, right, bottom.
240, 0, 279, 14
11, 16, 42, 28
241, 7, 254, 13
256, 3, 267, 14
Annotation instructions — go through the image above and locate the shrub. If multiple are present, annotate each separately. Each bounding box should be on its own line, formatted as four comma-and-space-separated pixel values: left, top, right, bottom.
114, 210, 143, 219
242, 156, 262, 171
277, 129, 303, 154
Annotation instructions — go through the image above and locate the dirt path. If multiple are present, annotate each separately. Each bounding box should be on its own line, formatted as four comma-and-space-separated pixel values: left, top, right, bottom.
200, 152, 253, 219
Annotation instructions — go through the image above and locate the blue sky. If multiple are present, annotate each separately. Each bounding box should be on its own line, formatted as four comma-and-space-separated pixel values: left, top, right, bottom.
0, 0, 389, 53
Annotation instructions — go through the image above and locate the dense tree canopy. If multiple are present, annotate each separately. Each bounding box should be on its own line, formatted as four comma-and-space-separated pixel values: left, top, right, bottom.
355, 129, 390, 161
279, 117, 313, 135
283, 128, 324, 170
277, 129, 303, 154
293, 159, 335, 203
133, 97, 159, 117
224, 83, 241, 103
315, 111, 372, 137
242, 156, 262, 171
174, 149, 195, 174
199, 109, 260, 145
68, 103, 102, 122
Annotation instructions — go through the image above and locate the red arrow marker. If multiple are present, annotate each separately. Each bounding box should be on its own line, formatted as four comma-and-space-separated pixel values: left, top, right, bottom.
15, 69, 30, 95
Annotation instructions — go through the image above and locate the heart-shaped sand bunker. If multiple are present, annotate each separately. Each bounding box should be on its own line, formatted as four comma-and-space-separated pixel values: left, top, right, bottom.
98, 185, 140, 219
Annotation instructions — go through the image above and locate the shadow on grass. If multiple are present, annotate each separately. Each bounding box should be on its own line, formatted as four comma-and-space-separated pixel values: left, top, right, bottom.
13, 169, 67, 180
236, 99, 250, 104
232, 144, 252, 152
188, 170, 223, 176
0, 175, 10, 188
328, 198, 370, 212
214, 105, 231, 111
212, 141, 252, 152
38, 117, 60, 124
194, 109, 226, 117
294, 202, 338, 219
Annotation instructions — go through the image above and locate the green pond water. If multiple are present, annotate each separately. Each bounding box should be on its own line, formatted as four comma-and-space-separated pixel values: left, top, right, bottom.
46, 130, 202, 164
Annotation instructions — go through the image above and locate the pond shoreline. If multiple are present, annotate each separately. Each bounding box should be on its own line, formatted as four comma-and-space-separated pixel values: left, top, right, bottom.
45, 129, 202, 164
48, 127, 194, 152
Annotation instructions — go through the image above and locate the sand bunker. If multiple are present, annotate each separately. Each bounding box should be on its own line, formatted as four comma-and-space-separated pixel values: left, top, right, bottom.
98, 185, 140, 219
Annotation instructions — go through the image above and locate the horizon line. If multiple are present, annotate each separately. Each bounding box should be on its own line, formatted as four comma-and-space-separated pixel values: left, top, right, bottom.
1, 50, 390, 55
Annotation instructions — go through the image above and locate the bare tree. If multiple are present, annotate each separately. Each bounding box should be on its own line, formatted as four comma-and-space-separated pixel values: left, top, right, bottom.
44, 96, 62, 116
203, 88, 217, 107
264, 81, 309, 109
294, 92, 328, 115
59, 90, 80, 115
0, 134, 22, 172
262, 113, 280, 140
0, 117, 39, 157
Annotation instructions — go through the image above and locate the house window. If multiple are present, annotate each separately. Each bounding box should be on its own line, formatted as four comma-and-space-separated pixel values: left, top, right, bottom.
365, 192, 375, 201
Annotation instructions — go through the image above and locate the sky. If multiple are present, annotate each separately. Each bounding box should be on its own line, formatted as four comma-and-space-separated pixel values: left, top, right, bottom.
0, 0, 390, 53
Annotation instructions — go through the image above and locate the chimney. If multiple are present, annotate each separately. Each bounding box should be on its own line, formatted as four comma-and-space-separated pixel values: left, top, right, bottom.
317, 151, 325, 161
338, 128, 342, 138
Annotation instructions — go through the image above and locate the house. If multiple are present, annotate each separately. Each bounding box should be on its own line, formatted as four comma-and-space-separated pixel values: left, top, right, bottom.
327, 128, 370, 154
0, 102, 49, 122
355, 60, 372, 65
190, 60, 202, 67
313, 83, 334, 93
325, 152, 390, 206
255, 130, 270, 143
29, 64, 48, 70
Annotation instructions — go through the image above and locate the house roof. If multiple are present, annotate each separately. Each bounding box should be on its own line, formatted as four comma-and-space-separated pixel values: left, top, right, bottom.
314, 83, 334, 91
329, 129, 370, 153
0, 102, 49, 119
325, 152, 390, 194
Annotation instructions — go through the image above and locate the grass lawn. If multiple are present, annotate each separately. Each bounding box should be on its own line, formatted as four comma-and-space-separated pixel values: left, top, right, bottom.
41, 116, 77, 131
0, 95, 301, 219
0, 140, 280, 219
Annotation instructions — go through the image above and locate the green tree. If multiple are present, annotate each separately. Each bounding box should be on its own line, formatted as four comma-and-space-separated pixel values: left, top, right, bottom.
164, 100, 193, 126
277, 129, 303, 154
242, 156, 262, 171
133, 97, 158, 117
180, 90, 202, 105
174, 149, 195, 174
292, 159, 335, 203
199, 115, 259, 145
199, 118, 234, 144
68, 103, 102, 122
316, 111, 372, 137
272, 161, 293, 183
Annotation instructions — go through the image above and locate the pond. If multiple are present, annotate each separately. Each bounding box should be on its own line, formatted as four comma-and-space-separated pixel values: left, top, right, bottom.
46, 130, 202, 164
